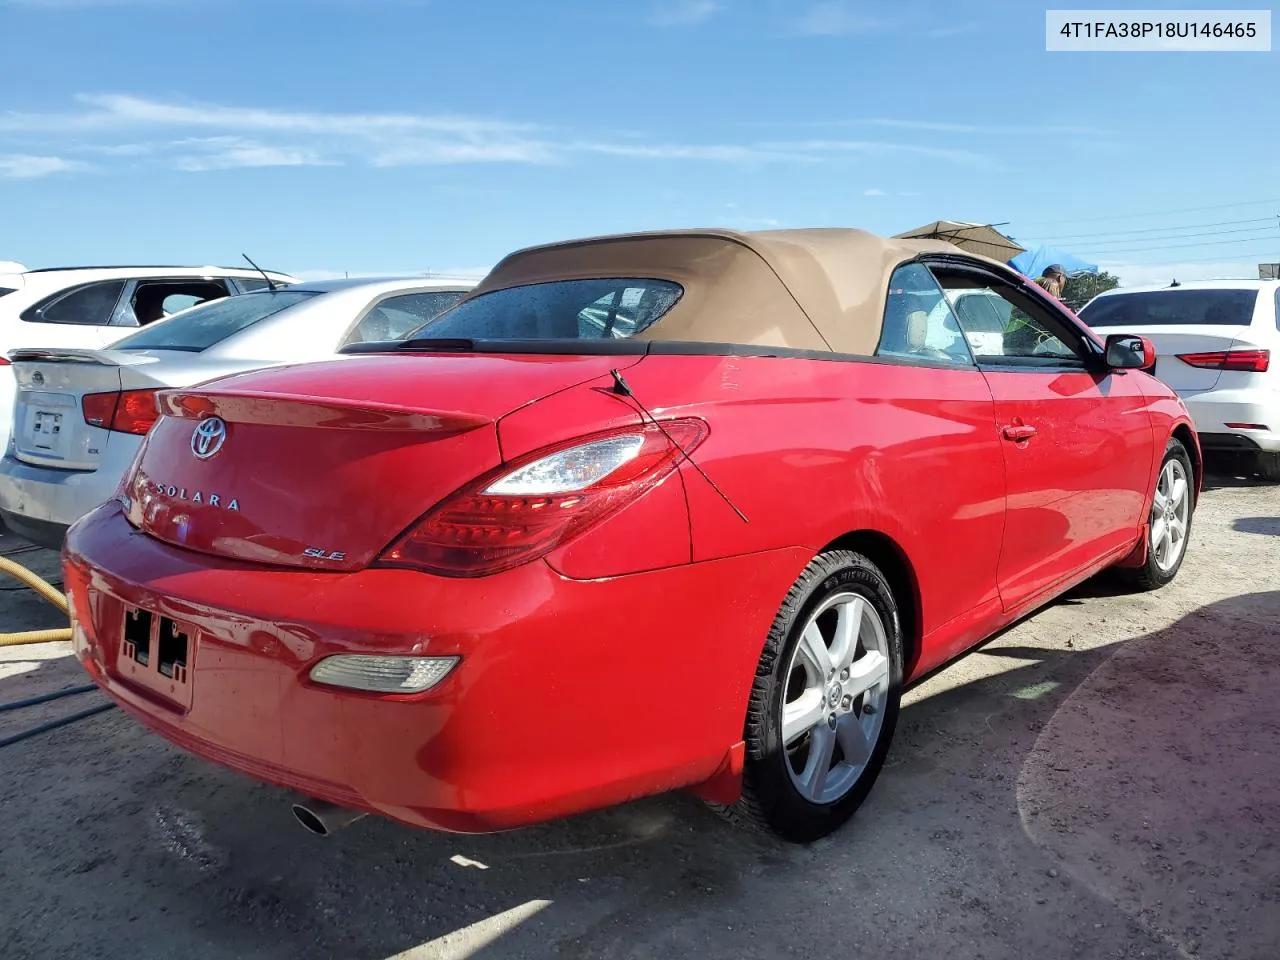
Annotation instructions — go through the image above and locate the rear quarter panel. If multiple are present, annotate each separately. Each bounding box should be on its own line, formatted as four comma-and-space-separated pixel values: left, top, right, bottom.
602, 354, 1007, 647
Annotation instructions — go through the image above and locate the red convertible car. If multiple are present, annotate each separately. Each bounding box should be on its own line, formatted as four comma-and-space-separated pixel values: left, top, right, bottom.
63, 228, 1199, 843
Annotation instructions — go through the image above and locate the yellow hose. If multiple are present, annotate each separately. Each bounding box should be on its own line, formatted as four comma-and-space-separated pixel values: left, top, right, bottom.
0, 554, 73, 646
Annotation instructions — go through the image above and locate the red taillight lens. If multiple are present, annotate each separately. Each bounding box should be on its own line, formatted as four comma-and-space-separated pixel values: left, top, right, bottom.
1176, 349, 1270, 372
378, 418, 709, 577
81, 392, 118, 428
81, 389, 161, 435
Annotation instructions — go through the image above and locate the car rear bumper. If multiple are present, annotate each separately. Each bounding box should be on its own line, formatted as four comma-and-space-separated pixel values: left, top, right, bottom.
0, 439, 138, 536
0, 510, 68, 550
63, 502, 807, 833
1182, 391, 1280, 453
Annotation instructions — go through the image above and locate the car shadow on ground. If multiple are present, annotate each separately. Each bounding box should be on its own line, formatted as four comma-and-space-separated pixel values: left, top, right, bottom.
1232, 516, 1280, 536
1, 591, 1276, 960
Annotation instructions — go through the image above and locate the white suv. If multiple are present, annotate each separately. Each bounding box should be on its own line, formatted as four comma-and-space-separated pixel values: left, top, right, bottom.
0, 263, 295, 460
1078, 279, 1280, 480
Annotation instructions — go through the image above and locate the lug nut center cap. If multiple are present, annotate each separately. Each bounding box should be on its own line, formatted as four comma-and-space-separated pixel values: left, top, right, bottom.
827, 684, 843, 709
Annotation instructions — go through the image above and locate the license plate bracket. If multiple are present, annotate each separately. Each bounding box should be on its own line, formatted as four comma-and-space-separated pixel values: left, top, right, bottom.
116, 606, 195, 710
29, 409, 65, 453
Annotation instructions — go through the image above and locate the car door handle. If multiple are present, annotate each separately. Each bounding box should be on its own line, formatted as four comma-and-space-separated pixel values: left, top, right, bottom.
1002, 423, 1038, 442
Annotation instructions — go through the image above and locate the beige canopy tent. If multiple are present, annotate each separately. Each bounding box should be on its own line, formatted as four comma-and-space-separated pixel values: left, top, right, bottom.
893, 220, 1024, 263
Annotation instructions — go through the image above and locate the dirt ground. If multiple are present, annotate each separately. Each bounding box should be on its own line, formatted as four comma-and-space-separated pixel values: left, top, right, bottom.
1, 466, 1277, 960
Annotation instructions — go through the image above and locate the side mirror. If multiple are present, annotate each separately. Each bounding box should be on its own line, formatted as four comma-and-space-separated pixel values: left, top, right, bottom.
1104, 334, 1155, 371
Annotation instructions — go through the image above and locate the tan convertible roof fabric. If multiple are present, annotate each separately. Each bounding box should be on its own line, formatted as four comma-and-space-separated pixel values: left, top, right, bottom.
469, 227, 971, 355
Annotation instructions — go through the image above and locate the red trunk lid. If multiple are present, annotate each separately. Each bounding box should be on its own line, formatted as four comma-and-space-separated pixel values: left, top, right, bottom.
122, 353, 635, 571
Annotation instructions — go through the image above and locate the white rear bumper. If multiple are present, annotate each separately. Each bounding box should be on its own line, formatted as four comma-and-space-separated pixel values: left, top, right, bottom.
1183, 388, 1280, 453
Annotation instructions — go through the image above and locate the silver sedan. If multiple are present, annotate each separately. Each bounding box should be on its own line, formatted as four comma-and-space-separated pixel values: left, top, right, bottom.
0, 276, 474, 547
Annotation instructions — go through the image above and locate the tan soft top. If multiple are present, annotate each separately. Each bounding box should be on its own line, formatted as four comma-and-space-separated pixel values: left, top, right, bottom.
469, 227, 1002, 355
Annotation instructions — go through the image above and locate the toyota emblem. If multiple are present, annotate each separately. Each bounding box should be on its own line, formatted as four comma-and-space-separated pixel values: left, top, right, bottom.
191, 417, 228, 460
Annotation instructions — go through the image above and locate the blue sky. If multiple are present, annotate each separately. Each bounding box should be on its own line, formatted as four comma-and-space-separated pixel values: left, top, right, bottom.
2, 0, 1278, 285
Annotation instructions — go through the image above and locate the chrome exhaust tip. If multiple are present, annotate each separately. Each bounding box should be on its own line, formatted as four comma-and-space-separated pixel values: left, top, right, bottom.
291, 797, 367, 836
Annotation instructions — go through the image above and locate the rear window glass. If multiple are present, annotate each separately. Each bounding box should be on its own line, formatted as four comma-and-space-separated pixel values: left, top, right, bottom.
1080, 289, 1259, 327
0, 287, 14, 298
408, 278, 683, 341
109, 290, 319, 352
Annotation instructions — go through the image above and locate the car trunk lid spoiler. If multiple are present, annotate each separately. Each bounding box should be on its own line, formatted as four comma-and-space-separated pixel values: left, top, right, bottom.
157, 388, 494, 435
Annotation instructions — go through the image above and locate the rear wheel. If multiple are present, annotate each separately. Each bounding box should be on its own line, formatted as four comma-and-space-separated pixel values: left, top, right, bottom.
720, 550, 903, 843
1120, 437, 1195, 591
1257, 452, 1280, 483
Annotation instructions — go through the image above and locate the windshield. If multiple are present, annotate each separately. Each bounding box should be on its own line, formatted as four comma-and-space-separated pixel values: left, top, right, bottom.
408, 278, 683, 341
1080, 289, 1259, 327
109, 290, 319, 351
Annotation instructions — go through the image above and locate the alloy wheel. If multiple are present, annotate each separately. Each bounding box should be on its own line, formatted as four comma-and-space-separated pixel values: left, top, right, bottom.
1151, 457, 1191, 573
781, 591, 891, 805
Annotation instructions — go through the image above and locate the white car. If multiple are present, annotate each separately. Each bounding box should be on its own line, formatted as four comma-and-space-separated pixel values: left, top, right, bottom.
1078, 279, 1280, 480
0, 263, 296, 460
0, 276, 473, 547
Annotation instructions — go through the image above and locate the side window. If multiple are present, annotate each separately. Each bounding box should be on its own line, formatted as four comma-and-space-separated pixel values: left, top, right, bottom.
21, 280, 127, 325
877, 263, 974, 365
343, 290, 469, 345
939, 277, 1089, 366
122, 280, 231, 327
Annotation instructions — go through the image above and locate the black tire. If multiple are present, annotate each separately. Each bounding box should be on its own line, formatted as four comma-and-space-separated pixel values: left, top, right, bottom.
1257, 452, 1280, 483
1119, 436, 1195, 592
716, 549, 904, 843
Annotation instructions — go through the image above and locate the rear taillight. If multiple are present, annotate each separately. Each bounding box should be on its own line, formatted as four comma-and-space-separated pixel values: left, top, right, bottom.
81, 389, 162, 435
1175, 349, 1270, 372
377, 418, 709, 577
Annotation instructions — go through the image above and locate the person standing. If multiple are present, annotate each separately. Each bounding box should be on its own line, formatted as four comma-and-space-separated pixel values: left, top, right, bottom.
1034, 264, 1068, 299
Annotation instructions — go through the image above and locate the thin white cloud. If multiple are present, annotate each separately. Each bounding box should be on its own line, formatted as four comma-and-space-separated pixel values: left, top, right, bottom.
1, 0, 179, 6
863, 188, 887, 197
74, 93, 534, 138
2, 94, 555, 170
793, 2, 887, 36
761, 138, 994, 168
0, 154, 89, 178
171, 137, 338, 172
372, 141, 557, 166
577, 141, 816, 164
858, 118, 1103, 136
650, 0, 722, 26
4, 93, 999, 175
734, 117, 1107, 138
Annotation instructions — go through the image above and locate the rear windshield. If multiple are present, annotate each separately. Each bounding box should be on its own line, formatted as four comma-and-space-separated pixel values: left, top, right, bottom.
110, 290, 319, 352
1080, 289, 1259, 327
408, 278, 683, 341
